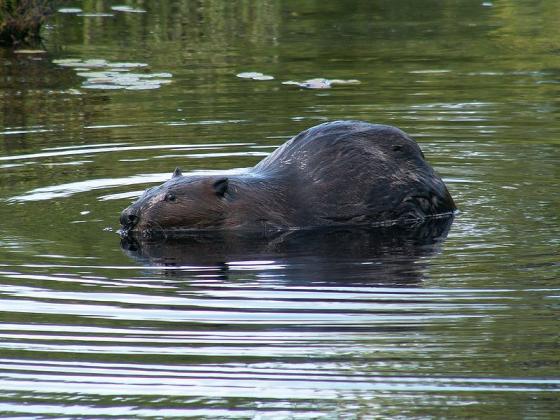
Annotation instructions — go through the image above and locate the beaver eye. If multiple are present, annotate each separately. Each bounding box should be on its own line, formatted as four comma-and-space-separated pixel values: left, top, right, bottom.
165, 193, 176, 202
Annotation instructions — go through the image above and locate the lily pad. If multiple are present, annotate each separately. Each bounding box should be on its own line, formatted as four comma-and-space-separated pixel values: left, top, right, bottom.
150, 79, 172, 85
142, 79, 171, 85
82, 84, 125, 90
54, 57, 172, 91
140, 72, 173, 78
111, 6, 146, 13
89, 71, 135, 78
85, 78, 115, 84
282, 78, 361, 89
14, 50, 46, 54
236, 72, 274, 81
110, 62, 149, 68
330, 79, 361, 85
254, 75, 274, 81
125, 83, 161, 90
113, 77, 142, 86
56, 62, 85, 67
59, 59, 108, 68
282, 78, 330, 89
58, 8, 82, 14
76, 71, 122, 78
53, 58, 81, 64
84, 59, 108, 66
78, 13, 114, 17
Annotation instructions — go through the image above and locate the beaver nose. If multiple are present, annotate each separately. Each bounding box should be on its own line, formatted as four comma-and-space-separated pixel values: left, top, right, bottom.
120, 208, 139, 229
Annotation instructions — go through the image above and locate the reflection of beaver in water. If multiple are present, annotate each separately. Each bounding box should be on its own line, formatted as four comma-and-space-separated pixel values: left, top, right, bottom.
120, 121, 456, 237
121, 219, 454, 284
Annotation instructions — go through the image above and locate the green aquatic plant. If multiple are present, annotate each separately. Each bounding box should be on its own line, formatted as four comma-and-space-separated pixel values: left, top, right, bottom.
0, 0, 52, 45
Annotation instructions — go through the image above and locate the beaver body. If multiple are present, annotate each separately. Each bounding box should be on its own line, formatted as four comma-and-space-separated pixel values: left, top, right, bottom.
120, 121, 456, 236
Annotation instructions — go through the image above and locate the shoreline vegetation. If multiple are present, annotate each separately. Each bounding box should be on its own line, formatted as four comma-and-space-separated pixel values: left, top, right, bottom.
0, 0, 52, 45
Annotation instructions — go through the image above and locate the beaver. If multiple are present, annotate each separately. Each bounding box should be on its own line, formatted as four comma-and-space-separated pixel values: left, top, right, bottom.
119, 120, 456, 237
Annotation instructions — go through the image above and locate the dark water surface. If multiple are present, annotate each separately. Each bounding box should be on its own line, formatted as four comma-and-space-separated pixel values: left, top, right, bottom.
1, 0, 559, 417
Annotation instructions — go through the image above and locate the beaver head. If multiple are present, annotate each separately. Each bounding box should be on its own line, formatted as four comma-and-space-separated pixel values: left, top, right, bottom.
120, 168, 230, 237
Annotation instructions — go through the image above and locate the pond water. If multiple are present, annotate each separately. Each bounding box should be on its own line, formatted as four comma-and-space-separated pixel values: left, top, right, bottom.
1, 0, 559, 417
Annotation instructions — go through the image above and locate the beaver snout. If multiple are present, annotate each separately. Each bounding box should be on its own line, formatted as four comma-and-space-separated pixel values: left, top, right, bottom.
120, 207, 139, 231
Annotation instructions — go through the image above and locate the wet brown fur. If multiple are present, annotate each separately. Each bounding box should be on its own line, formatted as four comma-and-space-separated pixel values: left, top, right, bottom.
120, 121, 456, 236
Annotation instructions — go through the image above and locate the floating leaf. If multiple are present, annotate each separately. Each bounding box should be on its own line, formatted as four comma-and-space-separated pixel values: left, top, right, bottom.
111, 6, 146, 13
56, 62, 84, 67
254, 75, 274, 81
58, 59, 108, 68
110, 72, 143, 78
110, 62, 149, 68
282, 78, 330, 89
236, 72, 274, 81
58, 8, 82, 14
282, 78, 360, 89
84, 59, 108, 66
141, 72, 173, 78
302, 78, 331, 89
78, 13, 114, 17
142, 79, 171, 85
82, 84, 125, 90
14, 50, 46, 54
86, 78, 115, 84
237, 72, 259, 78
125, 84, 161, 90
76, 72, 115, 78
330, 79, 361, 85
54, 57, 171, 91
112, 77, 141, 86
53, 58, 81, 64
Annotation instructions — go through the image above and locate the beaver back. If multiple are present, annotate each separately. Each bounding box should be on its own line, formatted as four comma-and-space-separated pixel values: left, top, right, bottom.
251, 120, 455, 225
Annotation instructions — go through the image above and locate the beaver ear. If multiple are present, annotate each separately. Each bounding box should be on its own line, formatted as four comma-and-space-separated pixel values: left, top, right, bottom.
172, 167, 182, 178
212, 178, 228, 197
